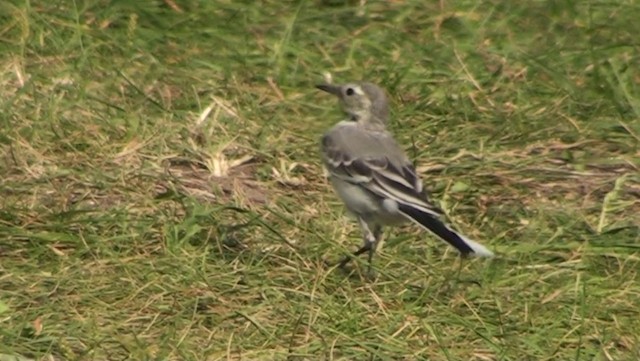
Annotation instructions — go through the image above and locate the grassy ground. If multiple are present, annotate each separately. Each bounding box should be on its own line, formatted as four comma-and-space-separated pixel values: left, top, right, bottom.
1, 0, 639, 360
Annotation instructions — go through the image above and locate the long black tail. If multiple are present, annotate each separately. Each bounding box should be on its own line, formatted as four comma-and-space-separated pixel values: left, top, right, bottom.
398, 204, 494, 257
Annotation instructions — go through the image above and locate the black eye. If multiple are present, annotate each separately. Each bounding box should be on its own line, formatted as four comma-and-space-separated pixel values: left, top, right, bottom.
345, 88, 355, 96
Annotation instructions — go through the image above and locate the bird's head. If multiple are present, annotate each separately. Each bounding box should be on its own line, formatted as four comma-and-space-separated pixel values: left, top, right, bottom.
316, 82, 389, 126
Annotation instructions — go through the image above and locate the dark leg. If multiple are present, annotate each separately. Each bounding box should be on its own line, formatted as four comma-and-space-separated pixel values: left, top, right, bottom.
366, 225, 383, 274
338, 242, 371, 268
337, 218, 377, 270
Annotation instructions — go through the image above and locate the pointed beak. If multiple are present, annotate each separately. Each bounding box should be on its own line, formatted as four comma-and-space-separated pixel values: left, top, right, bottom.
316, 83, 341, 96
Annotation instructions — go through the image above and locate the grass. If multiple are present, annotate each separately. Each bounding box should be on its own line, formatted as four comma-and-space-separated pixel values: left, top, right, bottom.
1, 0, 639, 360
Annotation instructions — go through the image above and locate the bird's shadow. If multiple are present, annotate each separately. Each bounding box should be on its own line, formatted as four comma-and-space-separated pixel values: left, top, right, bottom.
323, 256, 486, 293
323, 258, 379, 282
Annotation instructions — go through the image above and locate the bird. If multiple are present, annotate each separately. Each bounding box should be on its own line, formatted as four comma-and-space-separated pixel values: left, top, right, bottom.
316, 81, 494, 273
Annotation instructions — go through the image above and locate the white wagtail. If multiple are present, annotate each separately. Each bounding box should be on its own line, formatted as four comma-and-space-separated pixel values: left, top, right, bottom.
316, 81, 494, 271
